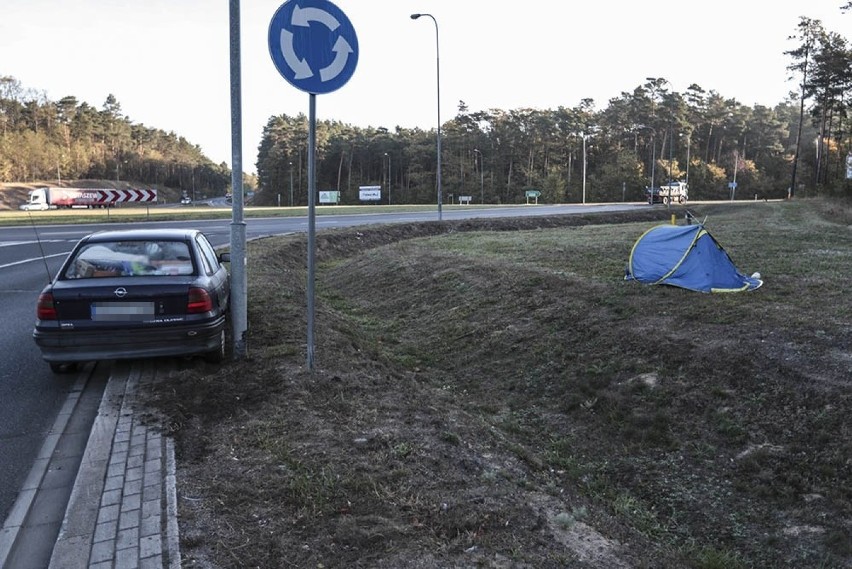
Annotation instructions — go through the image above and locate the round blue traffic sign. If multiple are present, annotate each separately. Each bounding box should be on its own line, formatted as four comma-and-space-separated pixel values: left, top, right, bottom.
268, 0, 359, 95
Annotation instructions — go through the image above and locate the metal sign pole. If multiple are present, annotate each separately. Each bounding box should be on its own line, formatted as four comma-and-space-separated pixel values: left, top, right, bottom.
306, 94, 317, 370
269, 0, 358, 371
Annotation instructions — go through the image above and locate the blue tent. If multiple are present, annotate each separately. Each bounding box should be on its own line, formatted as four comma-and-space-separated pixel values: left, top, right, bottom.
625, 223, 762, 293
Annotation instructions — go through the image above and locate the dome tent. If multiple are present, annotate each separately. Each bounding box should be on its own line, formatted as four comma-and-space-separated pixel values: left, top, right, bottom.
625, 222, 762, 293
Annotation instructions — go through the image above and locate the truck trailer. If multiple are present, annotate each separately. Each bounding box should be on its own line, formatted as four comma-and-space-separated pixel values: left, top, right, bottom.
19, 187, 158, 211
646, 181, 688, 205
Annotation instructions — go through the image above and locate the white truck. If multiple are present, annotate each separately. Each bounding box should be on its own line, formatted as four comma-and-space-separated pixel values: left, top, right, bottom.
19, 187, 158, 210
646, 181, 688, 205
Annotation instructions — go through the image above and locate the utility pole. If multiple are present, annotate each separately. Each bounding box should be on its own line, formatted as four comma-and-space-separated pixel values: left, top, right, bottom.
473, 149, 483, 203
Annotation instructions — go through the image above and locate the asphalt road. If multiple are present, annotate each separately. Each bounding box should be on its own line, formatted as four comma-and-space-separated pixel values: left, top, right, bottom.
0, 202, 643, 521
0, 232, 73, 524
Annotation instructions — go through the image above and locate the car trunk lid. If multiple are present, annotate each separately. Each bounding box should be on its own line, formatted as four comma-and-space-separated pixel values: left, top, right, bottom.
48, 278, 194, 328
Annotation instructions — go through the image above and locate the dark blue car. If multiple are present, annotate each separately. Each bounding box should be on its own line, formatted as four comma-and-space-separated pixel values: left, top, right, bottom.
33, 228, 230, 373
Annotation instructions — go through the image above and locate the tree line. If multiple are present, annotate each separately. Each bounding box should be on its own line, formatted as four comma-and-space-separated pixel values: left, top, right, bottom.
255, 16, 850, 206
0, 79, 231, 197
1, 15, 848, 206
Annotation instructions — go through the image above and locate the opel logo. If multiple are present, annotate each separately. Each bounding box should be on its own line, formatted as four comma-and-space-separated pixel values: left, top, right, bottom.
114, 287, 128, 298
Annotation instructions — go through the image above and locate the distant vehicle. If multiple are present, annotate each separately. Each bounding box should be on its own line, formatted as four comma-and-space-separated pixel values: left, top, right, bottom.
19, 186, 158, 210
646, 181, 688, 205
180, 196, 192, 205
32, 228, 231, 373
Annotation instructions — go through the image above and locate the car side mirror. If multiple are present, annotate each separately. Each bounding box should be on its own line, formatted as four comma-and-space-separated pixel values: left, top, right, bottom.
218, 252, 231, 263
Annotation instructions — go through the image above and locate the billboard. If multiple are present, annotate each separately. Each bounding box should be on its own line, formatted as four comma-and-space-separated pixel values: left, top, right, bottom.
319, 191, 340, 204
359, 186, 381, 201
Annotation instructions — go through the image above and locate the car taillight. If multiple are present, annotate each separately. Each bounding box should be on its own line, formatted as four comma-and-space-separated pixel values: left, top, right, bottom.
186, 287, 213, 314
37, 292, 57, 320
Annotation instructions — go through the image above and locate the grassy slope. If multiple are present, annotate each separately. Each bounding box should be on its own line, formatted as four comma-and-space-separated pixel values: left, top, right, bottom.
145, 200, 851, 568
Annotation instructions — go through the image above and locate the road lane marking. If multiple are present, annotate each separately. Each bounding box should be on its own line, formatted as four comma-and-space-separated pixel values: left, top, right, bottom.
0, 252, 69, 270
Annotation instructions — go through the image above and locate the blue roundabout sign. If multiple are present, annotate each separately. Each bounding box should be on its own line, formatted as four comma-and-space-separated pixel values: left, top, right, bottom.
268, 0, 359, 95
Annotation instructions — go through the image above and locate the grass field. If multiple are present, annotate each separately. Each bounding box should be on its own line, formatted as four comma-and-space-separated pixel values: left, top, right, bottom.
138, 198, 848, 567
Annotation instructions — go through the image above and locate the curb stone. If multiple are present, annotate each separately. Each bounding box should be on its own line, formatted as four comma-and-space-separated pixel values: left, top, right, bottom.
49, 361, 181, 569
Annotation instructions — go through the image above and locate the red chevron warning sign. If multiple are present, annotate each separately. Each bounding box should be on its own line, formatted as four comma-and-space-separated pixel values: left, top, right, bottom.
102, 188, 157, 203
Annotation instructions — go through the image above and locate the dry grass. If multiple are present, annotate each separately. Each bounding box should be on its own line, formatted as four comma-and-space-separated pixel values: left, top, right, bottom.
144, 199, 851, 568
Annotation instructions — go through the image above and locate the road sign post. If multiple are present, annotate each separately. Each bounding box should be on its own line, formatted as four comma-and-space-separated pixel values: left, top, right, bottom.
269, 0, 358, 370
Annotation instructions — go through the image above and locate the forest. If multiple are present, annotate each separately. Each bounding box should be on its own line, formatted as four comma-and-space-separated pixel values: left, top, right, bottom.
254, 17, 850, 206
0, 84, 233, 199
1, 16, 849, 205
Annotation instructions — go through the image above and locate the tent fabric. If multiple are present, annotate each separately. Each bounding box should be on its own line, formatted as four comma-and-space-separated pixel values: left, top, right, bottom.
625, 223, 762, 293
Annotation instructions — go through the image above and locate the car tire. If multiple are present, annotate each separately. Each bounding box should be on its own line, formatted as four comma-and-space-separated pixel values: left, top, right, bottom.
204, 329, 226, 364
49, 362, 77, 374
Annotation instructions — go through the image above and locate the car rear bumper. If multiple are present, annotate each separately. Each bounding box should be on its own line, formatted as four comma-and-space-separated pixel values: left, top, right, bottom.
33, 316, 226, 363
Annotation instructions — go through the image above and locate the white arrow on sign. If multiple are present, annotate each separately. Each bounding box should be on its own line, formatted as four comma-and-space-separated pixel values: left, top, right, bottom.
280, 29, 313, 79
320, 36, 353, 81
278, 3, 353, 84
291, 4, 340, 30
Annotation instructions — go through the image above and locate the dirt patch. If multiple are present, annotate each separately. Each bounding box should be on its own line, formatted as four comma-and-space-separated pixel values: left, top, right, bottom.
0, 183, 36, 210
143, 203, 852, 568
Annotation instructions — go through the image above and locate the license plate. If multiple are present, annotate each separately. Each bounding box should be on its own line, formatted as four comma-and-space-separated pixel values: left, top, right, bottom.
91, 301, 155, 321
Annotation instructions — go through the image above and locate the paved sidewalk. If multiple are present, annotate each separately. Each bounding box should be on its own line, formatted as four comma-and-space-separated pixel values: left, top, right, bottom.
49, 361, 180, 569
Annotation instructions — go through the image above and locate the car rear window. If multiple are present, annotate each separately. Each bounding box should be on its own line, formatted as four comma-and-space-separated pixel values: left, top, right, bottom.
63, 240, 195, 279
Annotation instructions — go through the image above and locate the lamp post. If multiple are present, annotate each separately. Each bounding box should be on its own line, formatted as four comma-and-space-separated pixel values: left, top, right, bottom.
289, 161, 293, 207
650, 134, 656, 202
411, 13, 442, 220
731, 150, 739, 201
581, 133, 588, 205
384, 152, 391, 205
473, 148, 483, 204
668, 123, 674, 182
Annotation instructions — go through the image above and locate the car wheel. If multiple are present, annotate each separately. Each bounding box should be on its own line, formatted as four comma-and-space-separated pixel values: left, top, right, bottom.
204, 329, 226, 364
49, 362, 77, 374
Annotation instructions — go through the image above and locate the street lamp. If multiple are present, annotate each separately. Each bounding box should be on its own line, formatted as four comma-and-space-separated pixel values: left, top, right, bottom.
581, 133, 588, 205
731, 150, 739, 201
473, 148, 484, 204
411, 12, 442, 220
289, 161, 294, 207
667, 123, 674, 182
384, 152, 391, 205
650, 134, 656, 203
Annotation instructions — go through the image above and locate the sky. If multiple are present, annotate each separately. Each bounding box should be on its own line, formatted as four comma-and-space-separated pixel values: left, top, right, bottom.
1, 0, 848, 174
